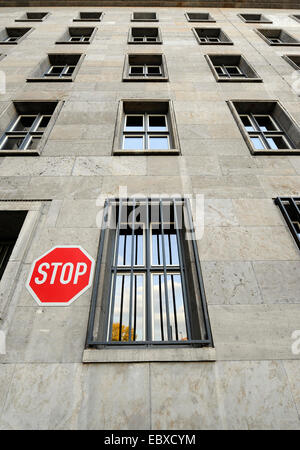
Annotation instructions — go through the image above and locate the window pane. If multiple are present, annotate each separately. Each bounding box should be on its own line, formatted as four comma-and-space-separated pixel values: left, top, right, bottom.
215, 66, 226, 76
110, 274, 145, 342
36, 116, 50, 131
250, 136, 265, 149
12, 116, 36, 132
147, 66, 161, 75
152, 273, 187, 341
226, 66, 241, 75
152, 229, 179, 266
149, 136, 169, 150
255, 115, 277, 131
148, 115, 167, 131
123, 136, 144, 150
116, 229, 144, 266
130, 66, 144, 75
48, 66, 64, 75
240, 115, 255, 132
1, 137, 25, 150
125, 115, 144, 132
266, 136, 288, 150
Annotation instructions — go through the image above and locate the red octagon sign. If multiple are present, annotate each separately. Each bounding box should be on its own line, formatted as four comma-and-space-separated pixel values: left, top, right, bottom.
26, 246, 95, 306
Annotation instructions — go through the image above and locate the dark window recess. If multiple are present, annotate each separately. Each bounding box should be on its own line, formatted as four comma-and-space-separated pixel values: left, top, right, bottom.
73, 12, 102, 22
56, 27, 96, 44
86, 198, 213, 347
238, 13, 272, 23
129, 27, 162, 44
290, 15, 300, 23
27, 54, 83, 82
256, 29, 300, 46
283, 55, 300, 70
15, 12, 50, 22
206, 54, 262, 82
0, 211, 27, 280
275, 198, 300, 250
185, 12, 215, 22
132, 12, 158, 22
123, 54, 168, 81
193, 28, 233, 45
0, 27, 32, 44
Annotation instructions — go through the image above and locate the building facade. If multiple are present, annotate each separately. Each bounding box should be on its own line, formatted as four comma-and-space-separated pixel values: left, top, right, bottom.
0, 2, 300, 429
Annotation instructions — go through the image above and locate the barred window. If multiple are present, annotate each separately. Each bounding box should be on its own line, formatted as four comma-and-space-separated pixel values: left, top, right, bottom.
275, 197, 300, 250
86, 198, 213, 348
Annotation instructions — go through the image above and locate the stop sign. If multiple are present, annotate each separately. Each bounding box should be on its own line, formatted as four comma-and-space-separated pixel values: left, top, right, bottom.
26, 246, 95, 306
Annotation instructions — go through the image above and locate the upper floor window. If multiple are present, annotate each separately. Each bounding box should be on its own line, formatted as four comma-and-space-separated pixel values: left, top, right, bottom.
27, 54, 85, 82
193, 28, 233, 45
128, 27, 162, 44
113, 100, 180, 155
123, 54, 168, 82
228, 100, 300, 154
131, 12, 158, 22
56, 27, 97, 45
73, 12, 103, 22
275, 198, 300, 250
0, 101, 62, 156
282, 55, 300, 70
15, 12, 50, 22
86, 198, 213, 348
0, 27, 33, 44
205, 54, 262, 82
290, 14, 300, 23
185, 12, 215, 22
255, 29, 300, 46
237, 13, 272, 23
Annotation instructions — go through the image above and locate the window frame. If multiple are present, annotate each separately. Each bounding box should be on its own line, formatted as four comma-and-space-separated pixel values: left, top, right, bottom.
128, 27, 162, 45
113, 100, 180, 155
185, 12, 216, 23
192, 28, 233, 45
0, 27, 34, 45
227, 100, 300, 155
123, 54, 168, 82
255, 28, 300, 47
275, 197, 300, 250
85, 197, 213, 350
205, 54, 262, 82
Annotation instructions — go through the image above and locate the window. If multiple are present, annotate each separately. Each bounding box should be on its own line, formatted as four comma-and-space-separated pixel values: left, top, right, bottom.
290, 15, 300, 23
0, 27, 33, 45
113, 100, 180, 155
193, 28, 233, 45
0, 211, 27, 281
15, 12, 50, 22
27, 54, 85, 82
205, 54, 262, 82
128, 27, 162, 44
238, 13, 272, 23
131, 12, 158, 22
123, 54, 168, 82
73, 12, 103, 22
282, 55, 300, 71
185, 12, 215, 22
86, 198, 213, 348
228, 100, 300, 155
0, 101, 62, 156
56, 27, 97, 44
255, 29, 300, 46
275, 198, 300, 250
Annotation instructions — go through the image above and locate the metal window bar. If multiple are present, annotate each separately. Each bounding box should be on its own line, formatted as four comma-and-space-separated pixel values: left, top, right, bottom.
275, 197, 300, 250
86, 198, 213, 348
0, 241, 15, 281
240, 113, 293, 150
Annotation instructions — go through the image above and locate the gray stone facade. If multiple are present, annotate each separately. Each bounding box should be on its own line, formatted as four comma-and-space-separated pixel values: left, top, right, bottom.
0, 5, 300, 430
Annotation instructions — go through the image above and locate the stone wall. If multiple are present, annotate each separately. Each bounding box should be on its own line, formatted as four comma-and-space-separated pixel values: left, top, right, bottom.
0, 6, 299, 429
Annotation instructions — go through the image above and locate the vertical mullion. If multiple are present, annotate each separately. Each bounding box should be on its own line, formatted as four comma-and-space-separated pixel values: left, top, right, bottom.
128, 199, 136, 342
145, 199, 152, 342
159, 199, 172, 341
118, 275, 125, 341
291, 198, 300, 222
170, 274, 179, 340
108, 199, 123, 342
173, 198, 192, 340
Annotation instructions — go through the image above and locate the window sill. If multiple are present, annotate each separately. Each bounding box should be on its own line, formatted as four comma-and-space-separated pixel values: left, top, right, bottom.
123, 76, 168, 82
249, 148, 300, 155
128, 41, 162, 45
216, 77, 262, 83
27, 77, 74, 83
0, 149, 40, 156
113, 149, 180, 156
83, 347, 216, 363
